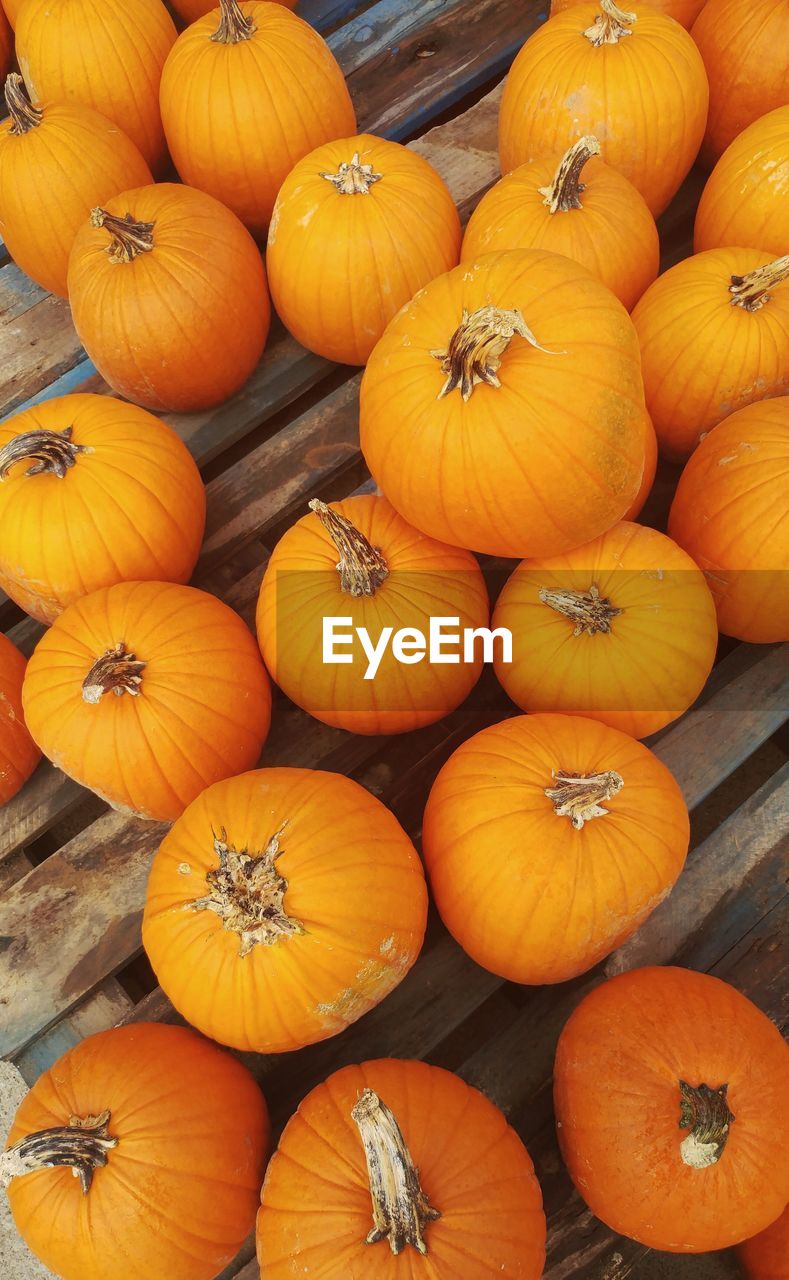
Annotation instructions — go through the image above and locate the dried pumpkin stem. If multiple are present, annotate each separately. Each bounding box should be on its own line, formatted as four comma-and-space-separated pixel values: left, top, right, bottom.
539, 583, 622, 635
538, 136, 602, 213
190, 825, 303, 957
679, 1081, 735, 1169
82, 642, 146, 704
0, 1111, 118, 1194
352, 1089, 441, 1256
729, 254, 789, 312
211, 0, 256, 43
320, 153, 383, 194
432, 305, 563, 401
0, 427, 88, 479
546, 769, 624, 828
90, 208, 155, 264
584, 0, 637, 44
308, 499, 389, 597
4, 73, 43, 135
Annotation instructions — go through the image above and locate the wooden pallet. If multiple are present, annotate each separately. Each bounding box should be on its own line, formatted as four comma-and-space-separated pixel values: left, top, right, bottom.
1, 2, 787, 1277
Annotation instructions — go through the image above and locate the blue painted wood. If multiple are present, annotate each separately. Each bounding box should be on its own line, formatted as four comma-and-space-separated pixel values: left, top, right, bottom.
300, 0, 374, 31
1, 356, 99, 421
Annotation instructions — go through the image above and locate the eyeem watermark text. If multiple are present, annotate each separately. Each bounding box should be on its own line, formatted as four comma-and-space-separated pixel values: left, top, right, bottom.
322, 616, 513, 680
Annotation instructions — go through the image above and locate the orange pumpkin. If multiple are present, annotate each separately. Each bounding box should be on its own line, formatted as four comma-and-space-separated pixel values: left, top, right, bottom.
0, 633, 40, 806
694, 106, 789, 256
632, 248, 789, 461
423, 713, 689, 984
623, 413, 657, 520
257, 1058, 546, 1277
668, 400, 789, 643
554, 966, 789, 1251
159, 0, 355, 239
267, 134, 461, 364
462, 137, 659, 311
493, 521, 718, 739
16, 0, 176, 174
549, 0, 708, 27
737, 1206, 789, 1280
0, 394, 206, 625
0, 6, 11, 77
691, 0, 789, 166
499, 0, 709, 217
67, 183, 270, 413
1, 0, 19, 28
143, 768, 427, 1052
3, 1023, 269, 1280
22, 580, 272, 821
256, 495, 489, 735
360, 248, 650, 559
170, 0, 296, 25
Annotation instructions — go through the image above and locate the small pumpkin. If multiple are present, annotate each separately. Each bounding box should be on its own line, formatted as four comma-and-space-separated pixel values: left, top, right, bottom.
462, 136, 659, 311
16, 0, 177, 174
549, 0, 708, 28
668, 400, 789, 643
623, 413, 657, 520
694, 106, 789, 257
170, 0, 296, 25
0, 394, 206, 625
493, 521, 718, 739
737, 1205, 789, 1280
360, 248, 650, 559
2, 1023, 269, 1280
159, 0, 356, 239
22, 580, 272, 821
499, 0, 709, 217
143, 767, 427, 1052
67, 183, 270, 413
256, 495, 489, 735
0, 634, 40, 806
554, 966, 789, 1251
257, 1057, 546, 1276
267, 134, 461, 364
423, 713, 689, 984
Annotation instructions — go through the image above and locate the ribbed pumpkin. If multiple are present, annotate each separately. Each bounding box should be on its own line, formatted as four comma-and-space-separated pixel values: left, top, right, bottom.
67, 183, 270, 412
170, 0, 296, 24
22, 580, 272, 821
143, 768, 427, 1053
632, 248, 789, 461
462, 137, 659, 311
691, 0, 789, 165
549, 0, 708, 27
257, 1058, 546, 1277
360, 248, 650, 559
256, 495, 489, 735
623, 413, 657, 520
0, 77, 152, 297
423, 713, 689, 985
737, 1206, 789, 1280
694, 106, 789, 256
668, 400, 789, 642
2, 1023, 269, 1280
159, 0, 355, 239
554, 966, 789, 1251
0, 634, 40, 806
0, 394, 206, 625
493, 521, 718, 739
16, 0, 176, 174
499, 0, 709, 217
267, 134, 461, 364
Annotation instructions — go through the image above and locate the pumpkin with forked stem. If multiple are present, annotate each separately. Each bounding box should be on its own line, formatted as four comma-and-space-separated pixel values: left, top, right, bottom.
0, 634, 40, 806
694, 106, 789, 257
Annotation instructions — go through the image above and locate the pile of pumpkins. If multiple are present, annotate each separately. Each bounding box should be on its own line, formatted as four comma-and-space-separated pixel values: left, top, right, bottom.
0, 0, 788, 1276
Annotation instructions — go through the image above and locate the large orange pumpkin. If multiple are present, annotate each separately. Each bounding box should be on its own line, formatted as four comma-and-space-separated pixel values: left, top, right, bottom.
554, 966, 789, 1251
499, 0, 709, 217
632, 248, 789, 461
422, 713, 689, 984
694, 106, 789, 256
737, 1206, 789, 1280
462, 137, 659, 311
2, 1023, 269, 1280
256, 495, 489, 735
67, 183, 270, 412
159, 0, 356, 239
668, 400, 789, 643
360, 248, 650, 559
267, 134, 461, 364
143, 768, 427, 1053
493, 521, 719, 739
22, 580, 272, 821
257, 1058, 546, 1277
691, 0, 789, 165
16, 0, 176, 174
170, 0, 296, 25
0, 633, 40, 806
0, 394, 206, 625
549, 0, 708, 28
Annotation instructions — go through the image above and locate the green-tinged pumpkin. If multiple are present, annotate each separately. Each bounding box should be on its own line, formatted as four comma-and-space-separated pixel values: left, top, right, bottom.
0, 633, 40, 806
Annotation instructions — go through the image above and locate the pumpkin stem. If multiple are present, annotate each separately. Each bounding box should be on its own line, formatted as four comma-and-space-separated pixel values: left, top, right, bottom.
320, 153, 383, 195
431, 305, 564, 401
545, 769, 624, 828
352, 1089, 441, 1256
584, 0, 637, 45
308, 500, 389, 597
90, 208, 155, 264
211, 0, 257, 43
729, 254, 789, 312
190, 825, 303, 957
538, 137, 602, 214
0, 427, 88, 480
679, 1082, 735, 1169
539, 583, 622, 635
4, 73, 43, 135
82, 642, 146, 704
0, 1111, 118, 1194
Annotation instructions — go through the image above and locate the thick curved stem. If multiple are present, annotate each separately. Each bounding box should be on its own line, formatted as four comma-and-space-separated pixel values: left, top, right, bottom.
211, 0, 256, 43
82, 643, 146, 704
0, 427, 87, 479
0, 1111, 118, 1194
352, 1090, 441, 1256
432, 305, 563, 401
190, 825, 303, 956
309, 500, 389, 597
4, 73, 43, 135
584, 0, 637, 45
679, 1081, 734, 1168
546, 770, 624, 828
729, 255, 789, 312
90, 209, 155, 264
538, 137, 601, 213
539, 583, 622, 635
320, 153, 383, 194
